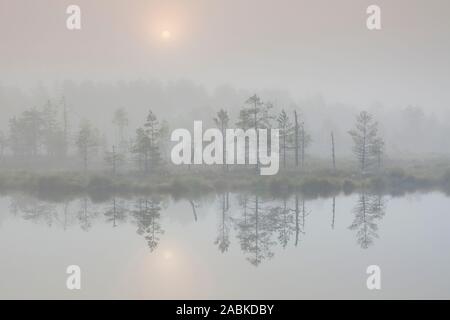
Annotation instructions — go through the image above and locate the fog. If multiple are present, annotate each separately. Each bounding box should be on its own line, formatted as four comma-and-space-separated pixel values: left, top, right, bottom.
1, 0, 450, 158
2, 0, 450, 301
1, 79, 450, 158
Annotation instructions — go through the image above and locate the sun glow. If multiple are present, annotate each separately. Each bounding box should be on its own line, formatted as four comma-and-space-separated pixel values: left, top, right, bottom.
163, 250, 173, 260
144, 3, 191, 47
161, 30, 172, 40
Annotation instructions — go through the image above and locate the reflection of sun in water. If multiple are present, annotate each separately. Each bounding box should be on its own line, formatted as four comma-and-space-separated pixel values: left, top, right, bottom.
161, 30, 172, 40
163, 250, 173, 260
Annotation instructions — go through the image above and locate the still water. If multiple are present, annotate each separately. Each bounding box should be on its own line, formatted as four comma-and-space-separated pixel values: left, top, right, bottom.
0, 191, 449, 299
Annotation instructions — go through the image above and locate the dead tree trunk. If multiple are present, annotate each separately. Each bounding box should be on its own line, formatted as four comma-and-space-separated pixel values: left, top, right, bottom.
294, 111, 299, 167
301, 123, 305, 169
331, 132, 336, 172
112, 145, 116, 176
331, 196, 336, 230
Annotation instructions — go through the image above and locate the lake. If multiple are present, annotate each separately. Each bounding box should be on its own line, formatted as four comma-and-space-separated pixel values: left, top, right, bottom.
0, 191, 449, 299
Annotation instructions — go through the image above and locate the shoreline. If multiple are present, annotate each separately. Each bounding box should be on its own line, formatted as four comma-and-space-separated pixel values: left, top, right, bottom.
1, 167, 449, 201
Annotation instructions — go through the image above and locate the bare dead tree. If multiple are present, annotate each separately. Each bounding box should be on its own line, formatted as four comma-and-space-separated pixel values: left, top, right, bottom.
331, 131, 336, 172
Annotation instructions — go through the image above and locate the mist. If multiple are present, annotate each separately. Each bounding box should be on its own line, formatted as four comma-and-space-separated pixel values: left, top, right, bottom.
1, 79, 449, 159
1, 0, 450, 301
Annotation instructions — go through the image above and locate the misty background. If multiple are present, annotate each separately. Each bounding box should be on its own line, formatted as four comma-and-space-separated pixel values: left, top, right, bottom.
1, 0, 449, 157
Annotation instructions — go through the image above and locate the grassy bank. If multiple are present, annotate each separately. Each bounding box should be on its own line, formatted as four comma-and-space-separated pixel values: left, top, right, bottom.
1, 163, 450, 201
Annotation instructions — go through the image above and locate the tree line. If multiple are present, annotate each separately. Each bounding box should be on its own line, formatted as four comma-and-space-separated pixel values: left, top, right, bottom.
0, 94, 385, 175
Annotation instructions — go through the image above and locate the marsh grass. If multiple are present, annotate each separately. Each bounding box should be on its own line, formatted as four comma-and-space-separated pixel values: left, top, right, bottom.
1, 157, 450, 202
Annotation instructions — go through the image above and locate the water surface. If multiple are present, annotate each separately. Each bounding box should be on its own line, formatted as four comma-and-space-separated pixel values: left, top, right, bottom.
0, 191, 449, 299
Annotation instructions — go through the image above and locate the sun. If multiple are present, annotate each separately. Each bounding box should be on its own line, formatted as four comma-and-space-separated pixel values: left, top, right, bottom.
161, 30, 172, 40
163, 250, 173, 260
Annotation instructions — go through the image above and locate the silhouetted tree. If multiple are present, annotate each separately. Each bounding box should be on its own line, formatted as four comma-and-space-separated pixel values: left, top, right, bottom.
10, 194, 57, 226
76, 120, 100, 172
9, 108, 44, 158
78, 197, 93, 232
6, 102, 70, 160
188, 199, 199, 222
132, 110, 162, 174
41, 100, 65, 157
349, 192, 386, 249
237, 193, 250, 224
292, 110, 311, 168
293, 194, 301, 246
331, 196, 336, 230
293, 111, 299, 167
331, 132, 336, 172
133, 197, 164, 251
235, 195, 276, 266
214, 192, 231, 253
60, 96, 70, 158
371, 137, 385, 170
236, 95, 273, 173
214, 109, 230, 170
132, 128, 149, 172
277, 110, 294, 168
104, 145, 125, 175
348, 111, 380, 173
274, 198, 296, 248
294, 196, 309, 245
104, 195, 127, 227
144, 110, 162, 166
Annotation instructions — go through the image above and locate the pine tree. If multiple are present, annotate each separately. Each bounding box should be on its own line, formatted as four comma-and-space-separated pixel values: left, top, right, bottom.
348, 111, 380, 173
371, 137, 385, 170
132, 110, 162, 174
214, 109, 230, 170
76, 120, 100, 172
236, 95, 273, 173
292, 110, 311, 169
276, 110, 294, 168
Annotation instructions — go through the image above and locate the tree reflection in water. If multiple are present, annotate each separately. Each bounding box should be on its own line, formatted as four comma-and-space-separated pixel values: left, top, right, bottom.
234, 194, 277, 266
104, 195, 127, 227
132, 197, 164, 252
214, 192, 231, 253
4, 191, 387, 265
349, 192, 386, 249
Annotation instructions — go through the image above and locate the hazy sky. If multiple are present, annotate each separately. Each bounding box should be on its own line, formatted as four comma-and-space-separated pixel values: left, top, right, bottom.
1, 0, 449, 112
